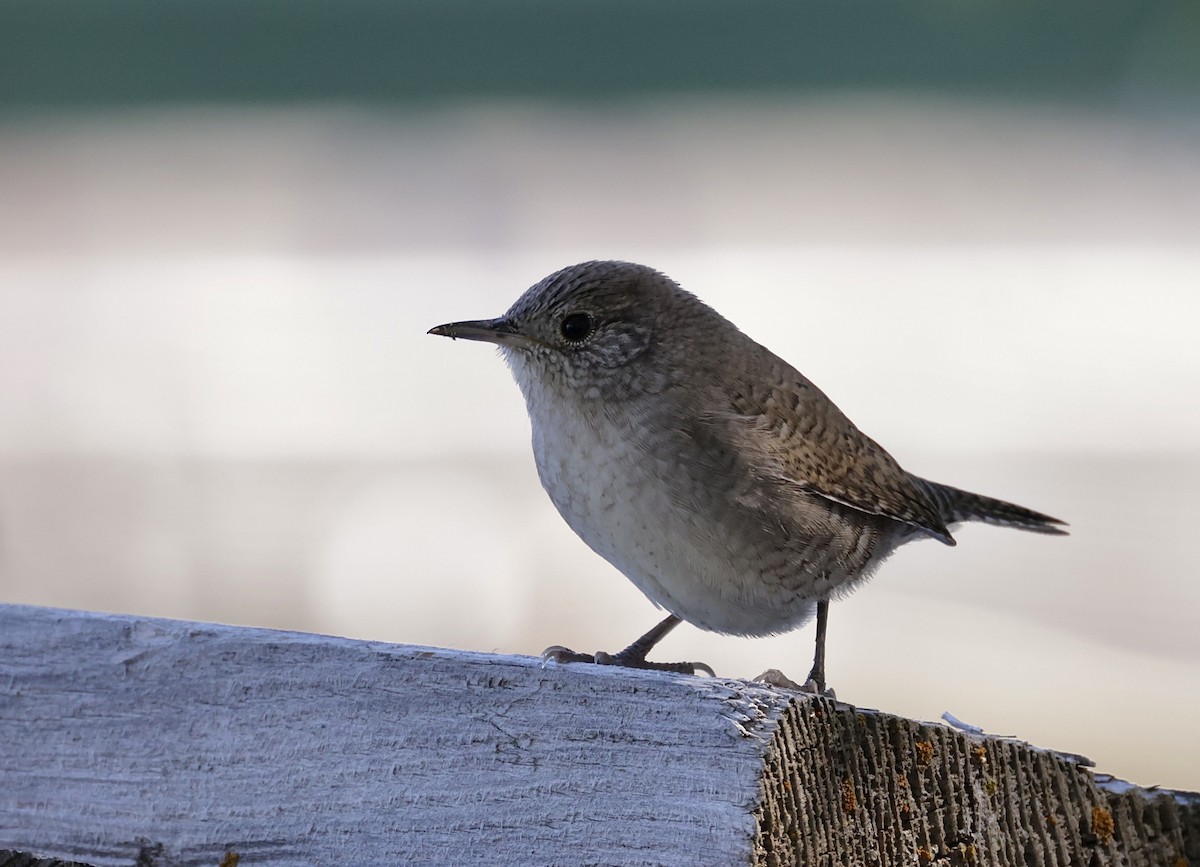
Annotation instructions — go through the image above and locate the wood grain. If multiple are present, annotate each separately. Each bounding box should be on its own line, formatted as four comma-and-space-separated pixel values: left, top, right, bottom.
1, 605, 1196, 866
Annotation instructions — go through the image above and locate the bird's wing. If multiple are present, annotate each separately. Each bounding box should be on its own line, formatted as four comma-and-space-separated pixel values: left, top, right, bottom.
704, 362, 955, 546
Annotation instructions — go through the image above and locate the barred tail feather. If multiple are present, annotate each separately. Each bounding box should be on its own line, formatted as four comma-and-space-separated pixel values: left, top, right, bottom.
918, 479, 1068, 535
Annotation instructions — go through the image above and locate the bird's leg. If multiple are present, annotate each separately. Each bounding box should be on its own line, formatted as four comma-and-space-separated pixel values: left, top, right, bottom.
802, 598, 832, 695
542, 614, 714, 676
600, 614, 687, 668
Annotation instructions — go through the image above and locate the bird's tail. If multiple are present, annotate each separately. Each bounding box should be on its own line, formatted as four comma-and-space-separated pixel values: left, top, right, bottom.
917, 479, 1068, 535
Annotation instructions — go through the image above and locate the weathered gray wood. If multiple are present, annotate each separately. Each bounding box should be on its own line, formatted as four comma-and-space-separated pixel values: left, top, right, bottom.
1, 605, 1196, 867
1, 605, 791, 867
0, 852, 93, 867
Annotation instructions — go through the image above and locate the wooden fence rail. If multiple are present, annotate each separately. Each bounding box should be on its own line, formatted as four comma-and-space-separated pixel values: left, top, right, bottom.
1, 605, 1196, 866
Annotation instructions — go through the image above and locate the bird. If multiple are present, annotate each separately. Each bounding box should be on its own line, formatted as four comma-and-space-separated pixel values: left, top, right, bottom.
429, 261, 1066, 692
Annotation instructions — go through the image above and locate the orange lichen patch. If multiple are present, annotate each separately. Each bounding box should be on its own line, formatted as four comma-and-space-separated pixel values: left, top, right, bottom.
1173, 858, 1188, 867
219, 852, 240, 867
841, 777, 857, 812
915, 740, 934, 766
1047, 814, 1058, 827
972, 744, 988, 766
963, 843, 978, 864
1091, 805, 1115, 845
917, 845, 934, 863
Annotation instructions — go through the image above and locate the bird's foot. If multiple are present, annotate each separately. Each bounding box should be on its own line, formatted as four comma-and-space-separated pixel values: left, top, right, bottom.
799, 676, 837, 701
541, 645, 714, 676
754, 668, 836, 699
798, 655, 837, 699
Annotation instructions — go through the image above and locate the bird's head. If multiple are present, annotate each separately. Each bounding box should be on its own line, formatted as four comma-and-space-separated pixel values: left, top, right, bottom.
430, 260, 712, 402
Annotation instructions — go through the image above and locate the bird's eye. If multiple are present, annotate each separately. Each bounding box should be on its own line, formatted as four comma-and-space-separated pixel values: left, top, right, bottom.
559, 312, 594, 343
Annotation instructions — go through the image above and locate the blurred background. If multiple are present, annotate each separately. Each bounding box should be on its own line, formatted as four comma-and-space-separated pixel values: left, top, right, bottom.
2, 2, 1198, 789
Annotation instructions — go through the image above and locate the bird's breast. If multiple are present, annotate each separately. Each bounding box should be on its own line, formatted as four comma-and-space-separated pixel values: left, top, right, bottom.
524, 391, 868, 636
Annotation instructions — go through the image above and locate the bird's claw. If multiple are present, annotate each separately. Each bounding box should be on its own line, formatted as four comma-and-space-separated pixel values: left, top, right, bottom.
540, 645, 597, 665
754, 668, 837, 698
799, 677, 837, 700
541, 645, 714, 676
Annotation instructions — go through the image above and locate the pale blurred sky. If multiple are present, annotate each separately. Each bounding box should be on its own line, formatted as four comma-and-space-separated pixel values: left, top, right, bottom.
1, 99, 1198, 789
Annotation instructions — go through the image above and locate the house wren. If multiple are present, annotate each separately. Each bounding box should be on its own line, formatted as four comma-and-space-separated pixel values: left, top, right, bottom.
430, 261, 1066, 690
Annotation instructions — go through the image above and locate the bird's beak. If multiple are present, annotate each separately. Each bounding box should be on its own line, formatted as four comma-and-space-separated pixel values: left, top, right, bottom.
428, 316, 522, 346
